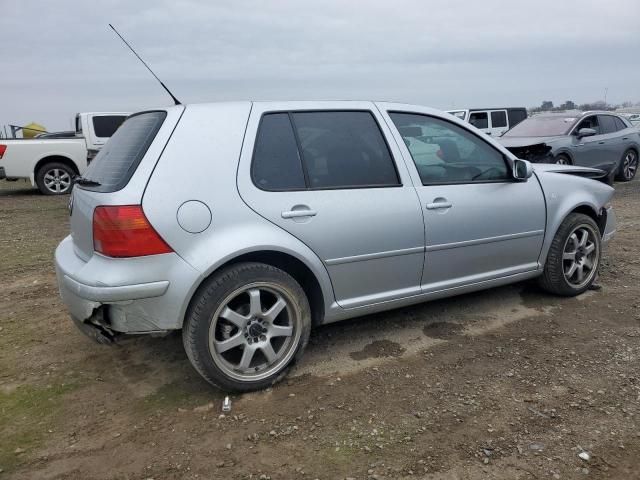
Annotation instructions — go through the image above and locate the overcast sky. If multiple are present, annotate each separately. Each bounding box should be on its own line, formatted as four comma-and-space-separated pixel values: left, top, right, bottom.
1, 0, 639, 131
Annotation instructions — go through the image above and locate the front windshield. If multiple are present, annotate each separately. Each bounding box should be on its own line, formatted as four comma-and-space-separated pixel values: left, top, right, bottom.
503, 116, 577, 137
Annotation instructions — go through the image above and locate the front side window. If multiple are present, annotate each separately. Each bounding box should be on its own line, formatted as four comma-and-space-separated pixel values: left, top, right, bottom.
390, 112, 509, 184
92, 115, 127, 138
491, 111, 507, 128
575, 116, 600, 135
469, 112, 488, 129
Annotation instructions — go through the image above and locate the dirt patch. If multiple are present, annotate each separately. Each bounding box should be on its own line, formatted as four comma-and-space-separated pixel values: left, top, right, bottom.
349, 339, 406, 360
422, 321, 463, 338
1, 179, 640, 479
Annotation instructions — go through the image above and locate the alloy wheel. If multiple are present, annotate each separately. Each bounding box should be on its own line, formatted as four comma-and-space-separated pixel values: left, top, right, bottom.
43, 168, 72, 194
208, 283, 301, 382
622, 150, 638, 180
562, 225, 599, 289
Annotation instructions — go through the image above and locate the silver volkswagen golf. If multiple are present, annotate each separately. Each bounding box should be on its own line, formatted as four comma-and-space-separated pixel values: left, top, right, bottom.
55, 101, 616, 391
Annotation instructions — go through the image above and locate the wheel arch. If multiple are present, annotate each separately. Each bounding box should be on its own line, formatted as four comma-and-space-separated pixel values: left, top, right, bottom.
553, 149, 574, 164
34, 155, 80, 176
539, 201, 605, 266
185, 249, 327, 328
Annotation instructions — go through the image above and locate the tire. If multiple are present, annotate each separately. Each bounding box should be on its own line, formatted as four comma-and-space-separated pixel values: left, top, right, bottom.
35, 162, 75, 195
182, 262, 311, 392
616, 148, 638, 182
538, 213, 601, 296
554, 154, 571, 165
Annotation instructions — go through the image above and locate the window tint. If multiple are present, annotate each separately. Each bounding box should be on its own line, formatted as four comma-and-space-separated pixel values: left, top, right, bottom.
252, 113, 306, 191
390, 112, 509, 184
614, 116, 628, 131
575, 116, 600, 135
491, 111, 507, 128
598, 115, 617, 134
82, 111, 166, 192
292, 111, 399, 189
92, 115, 127, 138
469, 112, 488, 129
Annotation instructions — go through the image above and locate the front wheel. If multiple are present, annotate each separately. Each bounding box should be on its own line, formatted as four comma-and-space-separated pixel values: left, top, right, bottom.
554, 154, 571, 165
616, 149, 638, 182
35, 162, 75, 195
182, 262, 311, 392
538, 213, 601, 296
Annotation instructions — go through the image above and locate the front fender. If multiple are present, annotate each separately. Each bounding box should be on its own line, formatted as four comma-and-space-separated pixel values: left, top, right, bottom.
535, 171, 614, 265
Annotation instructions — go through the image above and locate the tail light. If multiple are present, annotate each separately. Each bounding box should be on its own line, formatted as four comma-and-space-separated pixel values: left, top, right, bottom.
0, 145, 6, 159
93, 205, 173, 258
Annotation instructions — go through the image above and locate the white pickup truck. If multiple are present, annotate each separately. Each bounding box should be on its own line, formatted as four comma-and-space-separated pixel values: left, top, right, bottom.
0, 112, 129, 194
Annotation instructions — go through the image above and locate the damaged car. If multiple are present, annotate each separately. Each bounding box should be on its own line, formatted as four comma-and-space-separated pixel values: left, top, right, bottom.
55, 101, 616, 391
498, 111, 639, 182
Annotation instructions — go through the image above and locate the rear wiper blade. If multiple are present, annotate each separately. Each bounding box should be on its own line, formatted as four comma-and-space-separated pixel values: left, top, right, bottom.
74, 175, 101, 187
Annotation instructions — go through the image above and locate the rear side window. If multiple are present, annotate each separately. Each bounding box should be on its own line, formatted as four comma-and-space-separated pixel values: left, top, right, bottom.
81, 111, 166, 192
598, 115, 617, 134
491, 111, 507, 128
252, 114, 306, 191
614, 116, 628, 131
251, 111, 400, 190
292, 111, 399, 189
92, 115, 127, 138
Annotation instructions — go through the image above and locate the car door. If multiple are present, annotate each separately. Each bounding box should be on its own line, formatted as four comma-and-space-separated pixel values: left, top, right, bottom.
237, 102, 425, 309
597, 115, 627, 173
381, 107, 546, 292
489, 110, 509, 136
568, 115, 606, 168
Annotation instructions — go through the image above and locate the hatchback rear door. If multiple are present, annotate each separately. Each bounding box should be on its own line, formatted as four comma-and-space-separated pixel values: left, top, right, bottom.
69, 108, 183, 261
237, 102, 425, 309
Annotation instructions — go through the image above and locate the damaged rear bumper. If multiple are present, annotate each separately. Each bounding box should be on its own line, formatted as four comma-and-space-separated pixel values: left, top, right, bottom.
55, 235, 201, 339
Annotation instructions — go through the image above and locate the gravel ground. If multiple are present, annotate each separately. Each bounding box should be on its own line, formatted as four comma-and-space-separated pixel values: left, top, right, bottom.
0, 178, 638, 480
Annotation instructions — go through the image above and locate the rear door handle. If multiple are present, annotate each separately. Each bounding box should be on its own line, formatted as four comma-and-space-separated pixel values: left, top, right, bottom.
623, 137, 629, 140
281, 209, 317, 219
598, 141, 605, 144
426, 201, 453, 210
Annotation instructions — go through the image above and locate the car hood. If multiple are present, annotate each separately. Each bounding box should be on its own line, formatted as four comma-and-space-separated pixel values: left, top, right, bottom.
533, 163, 610, 183
498, 136, 564, 147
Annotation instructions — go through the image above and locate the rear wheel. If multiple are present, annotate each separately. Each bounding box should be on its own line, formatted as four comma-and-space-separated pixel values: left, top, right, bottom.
616, 149, 638, 182
182, 262, 311, 391
35, 162, 75, 195
538, 213, 601, 296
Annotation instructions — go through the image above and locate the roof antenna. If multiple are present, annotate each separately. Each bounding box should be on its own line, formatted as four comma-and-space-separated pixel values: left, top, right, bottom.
109, 23, 181, 105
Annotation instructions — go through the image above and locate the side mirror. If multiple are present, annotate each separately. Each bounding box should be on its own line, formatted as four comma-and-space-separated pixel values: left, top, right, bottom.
577, 127, 596, 138
513, 158, 533, 181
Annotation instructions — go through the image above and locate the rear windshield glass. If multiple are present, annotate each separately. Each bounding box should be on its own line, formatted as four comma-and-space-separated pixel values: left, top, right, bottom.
503, 116, 576, 137
80, 111, 166, 192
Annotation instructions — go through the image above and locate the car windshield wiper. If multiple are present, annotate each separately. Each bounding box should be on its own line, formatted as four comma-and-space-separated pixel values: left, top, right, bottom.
74, 175, 101, 187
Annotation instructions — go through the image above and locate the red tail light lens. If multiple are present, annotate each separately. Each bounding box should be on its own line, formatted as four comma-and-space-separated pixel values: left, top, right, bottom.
93, 205, 173, 258
0, 145, 7, 159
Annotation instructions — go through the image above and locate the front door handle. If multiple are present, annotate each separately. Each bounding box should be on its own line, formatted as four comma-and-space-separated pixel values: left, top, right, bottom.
281, 209, 317, 219
598, 141, 605, 144
623, 137, 629, 140
426, 201, 453, 210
